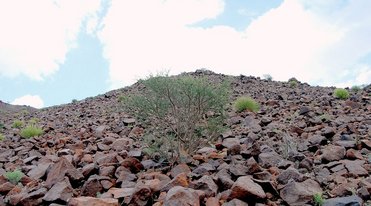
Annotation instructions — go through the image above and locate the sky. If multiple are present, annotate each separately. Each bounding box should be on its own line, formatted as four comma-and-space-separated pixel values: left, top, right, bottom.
0, 0, 370, 108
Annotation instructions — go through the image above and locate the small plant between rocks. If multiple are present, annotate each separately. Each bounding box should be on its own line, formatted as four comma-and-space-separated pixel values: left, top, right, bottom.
0, 133, 4, 141
313, 192, 324, 206
12, 120, 24, 128
5, 169, 24, 185
20, 125, 43, 138
234, 96, 260, 113
333, 88, 349, 99
123, 74, 230, 164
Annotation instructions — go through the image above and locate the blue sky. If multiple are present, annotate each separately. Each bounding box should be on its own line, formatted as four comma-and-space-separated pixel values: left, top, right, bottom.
0, 0, 370, 108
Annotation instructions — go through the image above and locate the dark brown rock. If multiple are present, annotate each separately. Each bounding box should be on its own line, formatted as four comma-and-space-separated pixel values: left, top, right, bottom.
43, 178, 73, 202
229, 176, 266, 200
68, 197, 118, 206
81, 176, 103, 197
45, 157, 83, 188
280, 179, 322, 205
163, 186, 200, 206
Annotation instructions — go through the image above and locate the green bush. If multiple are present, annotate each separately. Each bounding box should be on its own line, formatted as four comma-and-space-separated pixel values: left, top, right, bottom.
263, 74, 272, 81
313, 193, 324, 206
5, 169, 24, 184
234, 96, 260, 112
72, 99, 78, 103
289, 80, 298, 88
123, 74, 230, 163
0, 133, 4, 141
12, 120, 24, 129
351, 85, 361, 92
334, 88, 349, 99
0, 123, 4, 130
20, 125, 43, 138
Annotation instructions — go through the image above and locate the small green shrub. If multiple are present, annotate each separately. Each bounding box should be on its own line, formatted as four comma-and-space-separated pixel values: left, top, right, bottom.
0, 133, 4, 141
5, 169, 24, 184
351, 85, 361, 92
0, 123, 4, 130
334, 88, 349, 99
123, 74, 230, 163
289, 80, 298, 88
72, 99, 78, 103
263, 74, 272, 81
234, 96, 260, 112
12, 120, 24, 129
313, 193, 324, 206
20, 125, 43, 138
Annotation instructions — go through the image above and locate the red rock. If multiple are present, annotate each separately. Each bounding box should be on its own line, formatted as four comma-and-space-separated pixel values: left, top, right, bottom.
43, 178, 73, 202
0, 182, 15, 193
229, 176, 266, 200
127, 185, 152, 206
190, 175, 218, 197
45, 157, 83, 188
280, 179, 322, 205
205, 197, 220, 206
81, 176, 103, 197
161, 173, 189, 192
68, 197, 118, 206
170, 163, 191, 178
321, 145, 346, 162
163, 186, 200, 206
120, 157, 144, 173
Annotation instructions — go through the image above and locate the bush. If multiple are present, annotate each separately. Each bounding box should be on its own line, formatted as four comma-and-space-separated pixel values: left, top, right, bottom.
351, 85, 361, 92
72, 99, 78, 103
234, 96, 260, 112
313, 193, 324, 206
289, 80, 298, 88
0, 123, 4, 130
12, 120, 24, 129
20, 125, 43, 138
263, 74, 272, 81
123, 74, 230, 163
333, 88, 349, 99
5, 169, 24, 184
0, 133, 4, 141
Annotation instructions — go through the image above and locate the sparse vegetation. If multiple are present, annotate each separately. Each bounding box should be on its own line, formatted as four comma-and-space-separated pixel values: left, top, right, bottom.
0, 133, 4, 141
289, 80, 298, 88
313, 193, 324, 206
5, 169, 24, 184
20, 125, 43, 138
351, 85, 361, 92
123, 74, 230, 163
319, 113, 331, 122
72, 99, 78, 103
263, 74, 272, 81
333, 88, 349, 99
12, 120, 24, 128
0, 123, 4, 130
234, 96, 260, 112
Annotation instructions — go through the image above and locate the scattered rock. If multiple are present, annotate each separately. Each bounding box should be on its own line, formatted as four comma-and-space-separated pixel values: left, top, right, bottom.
229, 176, 266, 200
280, 179, 322, 205
163, 186, 200, 206
68, 197, 119, 206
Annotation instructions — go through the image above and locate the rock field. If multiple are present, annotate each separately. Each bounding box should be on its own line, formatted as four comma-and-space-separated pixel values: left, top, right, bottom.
0, 70, 370, 206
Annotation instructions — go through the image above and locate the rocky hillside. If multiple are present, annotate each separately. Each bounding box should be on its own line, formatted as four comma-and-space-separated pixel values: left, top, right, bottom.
0, 70, 370, 206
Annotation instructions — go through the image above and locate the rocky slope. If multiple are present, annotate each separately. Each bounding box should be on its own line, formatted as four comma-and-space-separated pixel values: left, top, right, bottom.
0, 70, 370, 206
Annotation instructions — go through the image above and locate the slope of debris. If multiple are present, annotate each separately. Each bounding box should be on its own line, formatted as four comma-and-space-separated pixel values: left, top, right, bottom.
0, 70, 370, 206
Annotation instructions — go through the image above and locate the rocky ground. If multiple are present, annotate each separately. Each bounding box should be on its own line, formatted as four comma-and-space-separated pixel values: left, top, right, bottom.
0, 70, 370, 206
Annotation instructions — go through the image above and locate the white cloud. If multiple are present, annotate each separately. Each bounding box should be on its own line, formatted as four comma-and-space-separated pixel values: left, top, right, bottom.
11, 95, 44, 108
0, 0, 102, 80
97, 0, 371, 89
